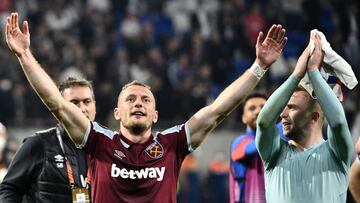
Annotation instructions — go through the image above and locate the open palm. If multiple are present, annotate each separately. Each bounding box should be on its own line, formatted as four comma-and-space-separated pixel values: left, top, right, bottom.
5, 13, 30, 57
256, 24, 287, 69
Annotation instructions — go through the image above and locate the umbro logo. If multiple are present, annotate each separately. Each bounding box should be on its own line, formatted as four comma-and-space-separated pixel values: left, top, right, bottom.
54, 154, 64, 162
114, 150, 126, 159
54, 154, 64, 168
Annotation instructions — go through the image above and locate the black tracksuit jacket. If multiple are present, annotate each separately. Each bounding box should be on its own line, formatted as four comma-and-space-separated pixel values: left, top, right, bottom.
0, 127, 88, 203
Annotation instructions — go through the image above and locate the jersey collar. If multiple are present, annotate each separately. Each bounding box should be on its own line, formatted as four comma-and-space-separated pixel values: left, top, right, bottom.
118, 133, 154, 149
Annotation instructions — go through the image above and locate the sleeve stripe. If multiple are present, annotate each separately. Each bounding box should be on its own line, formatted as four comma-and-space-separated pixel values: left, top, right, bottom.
184, 122, 194, 153
93, 122, 115, 139
159, 125, 182, 135
76, 120, 91, 149
159, 123, 194, 153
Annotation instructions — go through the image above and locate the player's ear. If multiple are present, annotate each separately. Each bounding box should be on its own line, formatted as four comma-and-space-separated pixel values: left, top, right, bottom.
114, 107, 121, 121
312, 111, 320, 123
153, 110, 158, 124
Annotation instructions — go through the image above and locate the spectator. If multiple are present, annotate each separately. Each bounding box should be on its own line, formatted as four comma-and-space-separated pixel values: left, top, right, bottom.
0, 77, 96, 202
229, 93, 267, 203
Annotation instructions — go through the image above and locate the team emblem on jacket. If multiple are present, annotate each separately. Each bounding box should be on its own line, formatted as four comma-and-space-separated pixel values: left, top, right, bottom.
54, 154, 64, 168
145, 140, 164, 159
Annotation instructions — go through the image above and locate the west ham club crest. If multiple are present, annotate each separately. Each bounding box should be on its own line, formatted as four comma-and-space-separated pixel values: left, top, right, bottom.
145, 140, 164, 159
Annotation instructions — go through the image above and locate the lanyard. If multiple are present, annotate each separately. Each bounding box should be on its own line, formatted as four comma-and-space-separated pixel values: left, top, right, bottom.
56, 128, 90, 188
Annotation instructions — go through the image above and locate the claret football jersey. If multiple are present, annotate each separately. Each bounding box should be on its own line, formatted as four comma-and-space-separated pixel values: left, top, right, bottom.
79, 121, 193, 203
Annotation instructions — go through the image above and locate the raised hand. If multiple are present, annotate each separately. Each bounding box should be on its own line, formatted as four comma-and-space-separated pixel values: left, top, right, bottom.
5, 12, 30, 57
292, 47, 310, 79
307, 33, 324, 72
255, 24, 287, 69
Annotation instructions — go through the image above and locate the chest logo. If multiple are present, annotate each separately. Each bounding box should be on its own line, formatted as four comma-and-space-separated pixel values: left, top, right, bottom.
114, 150, 126, 160
145, 140, 164, 159
54, 154, 64, 168
54, 154, 64, 162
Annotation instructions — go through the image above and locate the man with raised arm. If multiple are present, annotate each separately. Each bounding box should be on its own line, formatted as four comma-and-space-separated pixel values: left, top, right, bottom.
5, 12, 287, 202
255, 33, 353, 202
0, 77, 96, 203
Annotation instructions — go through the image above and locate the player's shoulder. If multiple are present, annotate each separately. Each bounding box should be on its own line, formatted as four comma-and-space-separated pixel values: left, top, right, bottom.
231, 134, 253, 146
156, 123, 186, 137
91, 121, 117, 139
21, 131, 54, 151
233, 133, 252, 142
22, 127, 56, 143
35, 127, 57, 136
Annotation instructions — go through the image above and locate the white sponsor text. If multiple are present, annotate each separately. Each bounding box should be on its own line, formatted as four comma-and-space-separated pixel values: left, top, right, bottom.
111, 164, 165, 181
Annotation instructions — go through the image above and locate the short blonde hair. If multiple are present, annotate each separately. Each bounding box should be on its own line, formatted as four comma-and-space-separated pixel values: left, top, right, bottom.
121, 80, 151, 92
117, 80, 155, 105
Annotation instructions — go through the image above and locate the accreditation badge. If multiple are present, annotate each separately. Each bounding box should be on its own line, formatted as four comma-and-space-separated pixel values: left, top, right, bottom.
72, 187, 91, 203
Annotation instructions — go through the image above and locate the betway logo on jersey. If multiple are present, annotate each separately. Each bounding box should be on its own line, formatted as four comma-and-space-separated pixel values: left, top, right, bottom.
111, 164, 165, 181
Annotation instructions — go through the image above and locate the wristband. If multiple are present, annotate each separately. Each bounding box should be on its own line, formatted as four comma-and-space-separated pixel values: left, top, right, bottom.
250, 62, 267, 79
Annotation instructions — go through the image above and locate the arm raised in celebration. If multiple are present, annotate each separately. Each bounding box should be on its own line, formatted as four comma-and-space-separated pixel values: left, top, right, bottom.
188, 24, 287, 149
5, 12, 87, 144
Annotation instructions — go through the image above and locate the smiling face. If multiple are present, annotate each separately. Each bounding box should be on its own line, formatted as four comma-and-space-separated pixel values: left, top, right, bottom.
280, 90, 314, 138
114, 84, 158, 135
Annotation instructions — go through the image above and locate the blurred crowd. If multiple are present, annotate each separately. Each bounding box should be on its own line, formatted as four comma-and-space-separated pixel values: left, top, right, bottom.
0, 0, 359, 131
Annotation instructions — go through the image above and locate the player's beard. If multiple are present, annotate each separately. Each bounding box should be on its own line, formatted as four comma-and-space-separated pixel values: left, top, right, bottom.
285, 123, 307, 141
124, 121, 148, 135
283, 123, 295, 137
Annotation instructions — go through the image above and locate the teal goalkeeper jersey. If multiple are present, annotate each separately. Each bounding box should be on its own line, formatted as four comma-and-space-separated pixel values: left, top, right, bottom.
264, 140, 348, 202
256, 70, 353, 203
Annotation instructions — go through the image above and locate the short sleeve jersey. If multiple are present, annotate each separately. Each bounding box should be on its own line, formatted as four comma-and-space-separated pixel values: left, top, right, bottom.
81, 121, 192, 203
